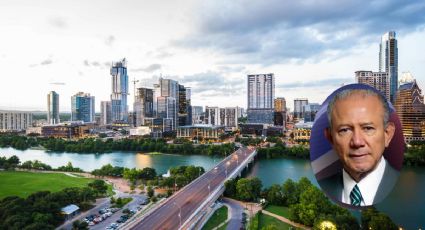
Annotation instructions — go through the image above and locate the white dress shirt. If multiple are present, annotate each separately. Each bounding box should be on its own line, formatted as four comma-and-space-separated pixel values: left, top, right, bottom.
341, 157, 387, 206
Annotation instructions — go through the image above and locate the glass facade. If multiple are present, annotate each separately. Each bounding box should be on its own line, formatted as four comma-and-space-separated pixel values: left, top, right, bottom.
379, 31, 398, 103
110, 58, 129, 122
71, 92, 95, 122
47, 91, 60, 124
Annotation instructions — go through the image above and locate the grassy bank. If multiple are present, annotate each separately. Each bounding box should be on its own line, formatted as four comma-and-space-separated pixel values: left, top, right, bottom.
202, 206, 228, 230
0, 171, 95, 199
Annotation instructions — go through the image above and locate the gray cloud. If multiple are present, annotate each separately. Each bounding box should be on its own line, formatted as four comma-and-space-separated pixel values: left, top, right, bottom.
179, 71, 244, 96
49, 82, 66, 86
48, 16, 67, 29
175, 0, 425, 64
83, 60, 108, 68
131, 64, 162, 72
278, 77, 353, 89
41, 59, 52, 65
105, 35, 115, 46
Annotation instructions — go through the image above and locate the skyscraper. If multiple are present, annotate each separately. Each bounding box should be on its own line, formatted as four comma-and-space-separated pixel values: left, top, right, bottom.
247, 74, 275, 124
394, 80, 425, 142
355, 71, 390, 101
274, 98, 286, 126
110, 58, 129, 122
191, 106, 203, 124
133, 87, 154, 127
379, 31, 398, 103
100, 101, 112, 125
293, 98, 308, 120
157, 78, 179, 129
71, 92, 95, 122
47, 91, 60, 124
178, 85, 192, 126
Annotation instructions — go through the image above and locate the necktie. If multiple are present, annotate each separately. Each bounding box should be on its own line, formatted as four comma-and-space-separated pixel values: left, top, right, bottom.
350, 184, 362, 206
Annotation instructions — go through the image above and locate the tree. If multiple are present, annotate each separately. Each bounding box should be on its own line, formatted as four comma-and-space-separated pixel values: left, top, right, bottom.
72, 220, 88, 230
147, 186, 154, 198
264, 184, 284, 205
140, 167, 157, 180
224, 179, 237, 198
236, 178, 262, 201
88, 180, 107, 196
282, 179, 298, 205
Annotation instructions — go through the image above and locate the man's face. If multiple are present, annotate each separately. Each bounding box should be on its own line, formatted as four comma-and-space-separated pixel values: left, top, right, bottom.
325, 93, 395, 180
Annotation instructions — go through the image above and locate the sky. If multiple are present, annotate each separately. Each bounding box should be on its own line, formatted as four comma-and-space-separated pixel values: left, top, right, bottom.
0, 0, 425, 112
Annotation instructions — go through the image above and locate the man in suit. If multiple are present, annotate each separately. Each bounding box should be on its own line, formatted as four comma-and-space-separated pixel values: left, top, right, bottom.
320, 88, 399, 207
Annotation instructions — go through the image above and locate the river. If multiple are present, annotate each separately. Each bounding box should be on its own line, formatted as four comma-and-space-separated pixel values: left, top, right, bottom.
1, 148, 424, 229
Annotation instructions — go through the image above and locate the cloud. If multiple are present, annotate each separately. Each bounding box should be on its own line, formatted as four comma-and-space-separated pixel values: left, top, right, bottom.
178, 71, 245, 97
48, 16, 68, 29
105, 35, 115, 46
40, 59, 53, 65
49, 82, 66, 86
131, 64, 162, 72
83, 60, 108, 68
278, 77, 353, 89
175, 0, 425, 65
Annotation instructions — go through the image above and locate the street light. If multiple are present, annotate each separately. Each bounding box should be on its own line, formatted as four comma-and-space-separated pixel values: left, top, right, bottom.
173, 201, 182, 228
225, 161, 230, 178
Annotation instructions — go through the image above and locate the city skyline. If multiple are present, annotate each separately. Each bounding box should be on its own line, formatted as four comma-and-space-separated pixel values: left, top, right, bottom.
1, 1, 425, 112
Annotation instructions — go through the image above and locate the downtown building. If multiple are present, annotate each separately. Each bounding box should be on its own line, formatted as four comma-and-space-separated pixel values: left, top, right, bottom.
274, 97, 286, 127
0, 110, 33, 132
47, 91, 60, 124
191, 106, 204, 125
379, 31, 398, 103
293, 98, 308, 121
110, 58, 129, 123
133, 87, 154, 127
204, 106, 240, 131
247, 74, 274, 124
71, 92, 95, 122
355, 71, 390, 101
394, 79, 425, 142
100, 101, 112, 125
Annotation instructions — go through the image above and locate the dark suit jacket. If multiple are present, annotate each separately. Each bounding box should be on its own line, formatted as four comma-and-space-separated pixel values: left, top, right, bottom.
318, 159, 399, 207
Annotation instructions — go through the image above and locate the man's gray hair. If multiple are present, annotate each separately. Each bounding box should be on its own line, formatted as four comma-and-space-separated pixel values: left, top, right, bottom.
327, 88, 390, 128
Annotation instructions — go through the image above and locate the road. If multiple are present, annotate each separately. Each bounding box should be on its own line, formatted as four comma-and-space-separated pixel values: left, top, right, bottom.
130, 147, 255, 230
222, 198, 244, 230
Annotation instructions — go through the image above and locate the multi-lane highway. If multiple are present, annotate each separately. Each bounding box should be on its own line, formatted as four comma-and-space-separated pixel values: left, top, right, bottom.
129, 147, 256, 230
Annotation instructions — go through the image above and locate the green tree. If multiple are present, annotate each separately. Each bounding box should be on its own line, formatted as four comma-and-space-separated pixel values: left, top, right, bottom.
264, 184, 284, 205
147, 186, 154, 198
88, 180, 107, 196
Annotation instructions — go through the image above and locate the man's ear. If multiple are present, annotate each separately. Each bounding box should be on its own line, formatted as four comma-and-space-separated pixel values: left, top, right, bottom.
384, 122, 395, 147
324, 127, 333, 144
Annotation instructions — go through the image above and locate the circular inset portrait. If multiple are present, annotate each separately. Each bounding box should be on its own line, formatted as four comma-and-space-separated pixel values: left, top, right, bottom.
310, 84, 405, 208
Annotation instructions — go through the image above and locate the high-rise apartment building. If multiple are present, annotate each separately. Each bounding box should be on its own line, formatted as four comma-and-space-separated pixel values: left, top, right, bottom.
379, 31, 398, 103
191, 106, 203, 125
178, 85, 192, 126
247, 74, 275, 124
71, 92, 95, 122
47, 91, 60, 124
157, 78, 179, 129
133, 87, 154, 127
274, 97, 286, 112
110, 58, 129, 122
0, 111, 33, 131
303, 103, 321, 122
100, 101, 112, 125
294, 98, 308, 120
355, 71, 390, 101
205, 106, 220, 126
205, 106, 239, 130
394, 80, 425, 142
274, 97, 286, 127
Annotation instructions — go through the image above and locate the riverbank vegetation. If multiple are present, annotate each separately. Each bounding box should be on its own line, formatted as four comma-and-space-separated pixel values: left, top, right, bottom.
0, 134, 236, 156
